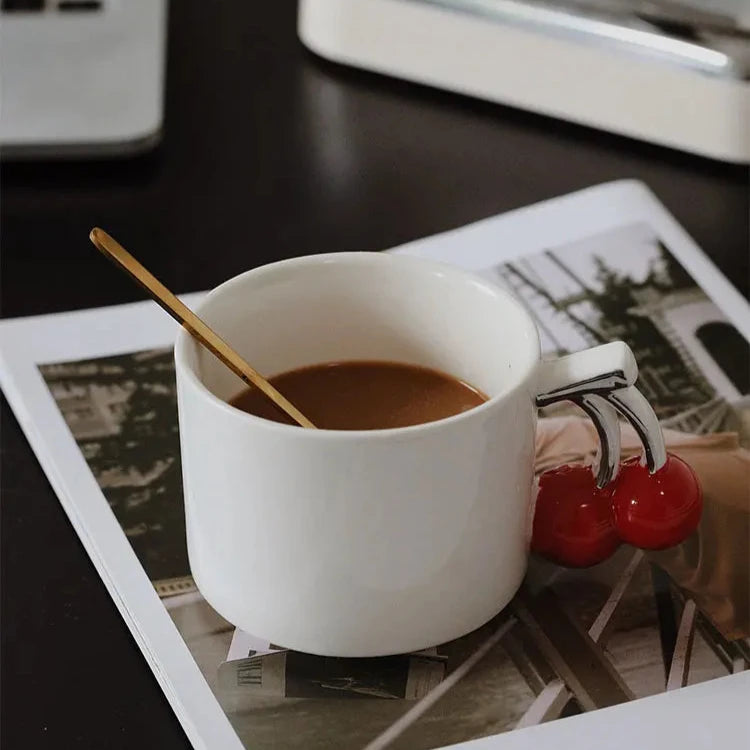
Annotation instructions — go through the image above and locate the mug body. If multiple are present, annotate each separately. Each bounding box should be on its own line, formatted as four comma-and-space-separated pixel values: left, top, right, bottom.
174, 253, 541, 656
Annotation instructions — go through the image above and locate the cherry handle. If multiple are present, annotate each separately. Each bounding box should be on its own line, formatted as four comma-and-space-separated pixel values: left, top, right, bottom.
530, 342, 699, 567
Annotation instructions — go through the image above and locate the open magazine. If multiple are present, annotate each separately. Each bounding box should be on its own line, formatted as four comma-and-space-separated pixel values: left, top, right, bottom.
1, 181, 748, 750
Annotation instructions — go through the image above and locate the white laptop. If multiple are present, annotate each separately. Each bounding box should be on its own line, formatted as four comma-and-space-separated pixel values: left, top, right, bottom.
0, 0, 167, 158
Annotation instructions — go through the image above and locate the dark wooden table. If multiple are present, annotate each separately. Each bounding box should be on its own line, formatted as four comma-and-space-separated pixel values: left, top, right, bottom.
1, 3, 748, 747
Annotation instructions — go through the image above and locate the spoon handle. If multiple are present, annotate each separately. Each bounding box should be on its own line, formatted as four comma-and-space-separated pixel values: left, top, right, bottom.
89, 228, 316, 429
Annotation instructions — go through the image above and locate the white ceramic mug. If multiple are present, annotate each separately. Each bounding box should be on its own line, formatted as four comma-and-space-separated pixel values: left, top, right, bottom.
174, 252, 665, 656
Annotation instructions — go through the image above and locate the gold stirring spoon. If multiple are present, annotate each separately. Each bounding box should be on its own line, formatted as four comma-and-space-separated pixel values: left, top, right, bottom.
89, 227, 316, 429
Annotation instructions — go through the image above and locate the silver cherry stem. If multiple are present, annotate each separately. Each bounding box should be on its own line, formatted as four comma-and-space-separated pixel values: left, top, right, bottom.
606, 386, 668, 474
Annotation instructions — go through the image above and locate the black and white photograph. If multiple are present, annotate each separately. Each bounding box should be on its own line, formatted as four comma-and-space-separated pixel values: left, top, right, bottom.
485, 221, 750, 433
37, 220, 750, 750
41, 349, 194, 597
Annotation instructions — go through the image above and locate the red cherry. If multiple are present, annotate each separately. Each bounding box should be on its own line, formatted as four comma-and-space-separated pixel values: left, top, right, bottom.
531, 465, 620, 567
610, 453, 702, 550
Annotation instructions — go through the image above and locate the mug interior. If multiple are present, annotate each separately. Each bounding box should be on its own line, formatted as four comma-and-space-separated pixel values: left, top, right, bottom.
176, 253, 540, 412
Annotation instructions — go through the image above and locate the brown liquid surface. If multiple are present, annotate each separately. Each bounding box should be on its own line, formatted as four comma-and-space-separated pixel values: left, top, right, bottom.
229, 361, 488, 430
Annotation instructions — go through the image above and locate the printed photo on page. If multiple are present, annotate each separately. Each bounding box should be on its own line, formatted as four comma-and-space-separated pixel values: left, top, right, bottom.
35, 210, 750, 750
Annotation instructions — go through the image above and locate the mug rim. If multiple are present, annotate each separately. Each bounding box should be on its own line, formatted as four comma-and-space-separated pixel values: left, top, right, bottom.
174, 252, 541, 439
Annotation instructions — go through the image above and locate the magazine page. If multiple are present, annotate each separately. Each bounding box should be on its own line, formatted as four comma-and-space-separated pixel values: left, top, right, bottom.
1, 181, 748, 750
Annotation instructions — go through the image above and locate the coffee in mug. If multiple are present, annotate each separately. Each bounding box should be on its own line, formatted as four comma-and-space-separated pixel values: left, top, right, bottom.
229, 360, 487, 429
